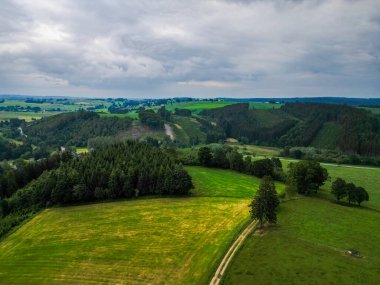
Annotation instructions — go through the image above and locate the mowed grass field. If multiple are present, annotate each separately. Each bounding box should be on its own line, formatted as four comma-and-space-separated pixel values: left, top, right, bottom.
165, 101, 238, 114
186, 166, 285, 198
223, 197, 380, 285
0, 166, 261, 284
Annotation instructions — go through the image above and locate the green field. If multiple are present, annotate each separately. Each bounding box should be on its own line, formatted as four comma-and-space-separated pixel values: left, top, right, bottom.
0, 166, 264, 284
280, 158, 380, 210
249, 102, 283, 109
170, 116, 207, 146
232, 144, 281, 156
0, 99, 112, 121
311, 122, 342, 149
0, 111, 55, 121
186, 166, 285, 198
223, 197, 380, 285
165, 101, 238, 114
359, 107, 380, 115
99, 111, 139, 119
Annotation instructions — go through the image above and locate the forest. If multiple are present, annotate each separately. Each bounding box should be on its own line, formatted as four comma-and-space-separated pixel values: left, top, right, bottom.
202, 102, 380, 156
0, 141, 193, 237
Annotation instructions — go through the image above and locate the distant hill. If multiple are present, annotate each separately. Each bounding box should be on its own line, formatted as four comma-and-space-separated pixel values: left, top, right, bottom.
218, 97, 380, 105
25, 110, 133, 147
202, 102, 380, 155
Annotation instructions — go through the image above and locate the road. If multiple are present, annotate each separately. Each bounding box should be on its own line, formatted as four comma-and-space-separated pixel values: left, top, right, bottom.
209, 220, 258, 285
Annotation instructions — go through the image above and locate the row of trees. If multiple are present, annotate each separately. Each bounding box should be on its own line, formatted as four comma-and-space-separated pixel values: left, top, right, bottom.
0, 141, 193, 218
250, 159, 370, 229
197, 146, 284, 181
331, 178, 369, 206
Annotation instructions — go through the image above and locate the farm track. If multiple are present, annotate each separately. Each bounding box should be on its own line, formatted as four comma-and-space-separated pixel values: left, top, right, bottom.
210, 220, 258, 285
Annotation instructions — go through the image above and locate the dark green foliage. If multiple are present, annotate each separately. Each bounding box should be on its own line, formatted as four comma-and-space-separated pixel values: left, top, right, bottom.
194, 146, 284, 181
157, 107, 171, 121
198, 147, 212, 167
202, 103, 296, 145
250, 176, 279, 227
331, 178, 348, 201
174, 108, 192, 116
0, 151, 73, 199
25, 111, 132, 147
331, 178, 369, 206
227, 150, 245, 172
138, 109, 164, 129
287, 160, 328, 195
202, 102, 380, 155
251, 159, 275, 178
3, 141, 193, 217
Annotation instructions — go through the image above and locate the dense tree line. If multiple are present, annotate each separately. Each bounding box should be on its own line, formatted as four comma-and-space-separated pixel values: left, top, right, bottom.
138, 108, 165, 129
331, 178, 369, 206
0, 141, 193, 219
25, 111, 133, 147
195, 146, 285, 181
174, 108, 192, 116
280, 146, 380, 167
0, 150, 73, 199
201, 102, 380, 156
0, 105, 41, 112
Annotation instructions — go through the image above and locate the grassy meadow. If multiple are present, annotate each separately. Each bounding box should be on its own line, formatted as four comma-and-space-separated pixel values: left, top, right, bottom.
249, 102, 283, 109
280, 158, 380, 210
165, 101, 238, 114
0, 166, 266, 284
0, 198, 250, 284
223, 197, 380, 285
186, 166, 285, 198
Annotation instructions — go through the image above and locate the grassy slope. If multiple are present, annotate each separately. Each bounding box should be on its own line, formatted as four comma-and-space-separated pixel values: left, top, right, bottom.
311, 122, 342, 149
223, 197, 380, 285
249, 102, 283, 109
170, 115, 207, 145
0, 166, 268, 284
165, 101, 238, 114
0, 198, 249, 285
281, 159, 380, 210
186, 166, 285, 198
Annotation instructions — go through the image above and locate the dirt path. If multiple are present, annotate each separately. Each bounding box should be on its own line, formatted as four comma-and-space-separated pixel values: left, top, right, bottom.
209, 220, 258, 285
164, 124, 174, 141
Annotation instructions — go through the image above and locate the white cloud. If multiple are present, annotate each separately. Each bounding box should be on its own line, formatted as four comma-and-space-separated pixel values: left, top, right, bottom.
0, 0, 379, 98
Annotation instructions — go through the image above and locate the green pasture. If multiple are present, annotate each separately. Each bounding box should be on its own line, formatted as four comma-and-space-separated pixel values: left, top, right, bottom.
186, 166, 285, 198
99, 111, 139, 119
0, 197, 250, 284
359, 107, 380, 115
232, 144, 281, 156
170, 116, 207, 145
249, 102, 283, 109
0, 111, 56, 121
280, 158, 380, 210
165, 101, 238, 114
223, 197, 380, 285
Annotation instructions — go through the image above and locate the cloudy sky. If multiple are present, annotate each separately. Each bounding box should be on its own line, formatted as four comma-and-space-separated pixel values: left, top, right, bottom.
0, 0, 379, 98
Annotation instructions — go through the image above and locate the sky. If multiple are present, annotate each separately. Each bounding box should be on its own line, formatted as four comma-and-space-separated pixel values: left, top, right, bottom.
0, 0, 379, 98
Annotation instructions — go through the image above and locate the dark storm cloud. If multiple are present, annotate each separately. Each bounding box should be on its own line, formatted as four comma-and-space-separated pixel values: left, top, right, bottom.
0, 0, 379, 98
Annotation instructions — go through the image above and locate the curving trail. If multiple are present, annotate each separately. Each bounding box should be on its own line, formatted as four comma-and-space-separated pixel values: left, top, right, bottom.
210, 220, 258, 285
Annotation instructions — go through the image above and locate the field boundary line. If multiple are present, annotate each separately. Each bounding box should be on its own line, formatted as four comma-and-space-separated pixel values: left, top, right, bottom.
209, 219, 258, 285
